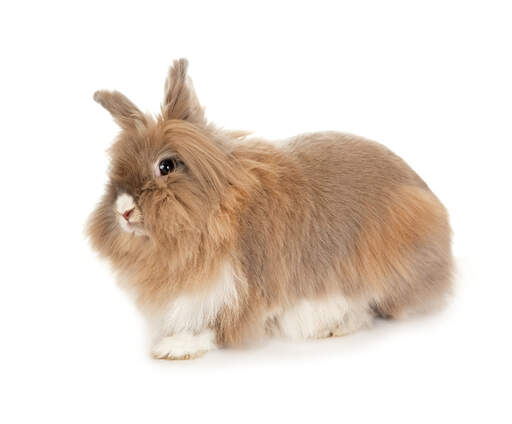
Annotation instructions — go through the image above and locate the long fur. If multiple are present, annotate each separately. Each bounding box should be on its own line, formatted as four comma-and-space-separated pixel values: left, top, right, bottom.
87, 59, 453, 358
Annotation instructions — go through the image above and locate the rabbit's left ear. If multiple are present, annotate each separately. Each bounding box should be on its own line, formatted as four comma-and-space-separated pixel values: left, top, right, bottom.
162, 58, 205, 124
93, 90, 146, 130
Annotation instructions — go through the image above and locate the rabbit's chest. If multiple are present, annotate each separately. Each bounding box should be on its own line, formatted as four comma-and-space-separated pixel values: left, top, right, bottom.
158, 261, 239, 335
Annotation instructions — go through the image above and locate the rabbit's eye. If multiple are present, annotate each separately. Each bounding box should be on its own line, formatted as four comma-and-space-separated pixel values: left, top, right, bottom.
158, 158, 179, 176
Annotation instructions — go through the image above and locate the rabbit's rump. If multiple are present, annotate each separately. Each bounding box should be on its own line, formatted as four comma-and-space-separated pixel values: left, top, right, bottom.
232, 133, 452, 341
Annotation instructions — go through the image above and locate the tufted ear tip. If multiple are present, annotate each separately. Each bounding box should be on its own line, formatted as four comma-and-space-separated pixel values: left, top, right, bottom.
93, 90, 110, 106
174, 58, 189, 71
93, 90, 103, 103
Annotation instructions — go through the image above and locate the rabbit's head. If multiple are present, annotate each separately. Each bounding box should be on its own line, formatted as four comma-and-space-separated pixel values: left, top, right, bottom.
87, 59, 247, 268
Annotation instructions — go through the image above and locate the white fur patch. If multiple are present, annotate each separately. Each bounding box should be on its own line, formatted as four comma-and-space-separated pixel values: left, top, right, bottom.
115, 193, 135, 215
159, 261, 239, 335
151, 330, 216, 359
278, 296, 372, 340
114, 193, 145, 235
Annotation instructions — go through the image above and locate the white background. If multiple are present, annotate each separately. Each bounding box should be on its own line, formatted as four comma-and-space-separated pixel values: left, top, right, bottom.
1, 1, 511, 423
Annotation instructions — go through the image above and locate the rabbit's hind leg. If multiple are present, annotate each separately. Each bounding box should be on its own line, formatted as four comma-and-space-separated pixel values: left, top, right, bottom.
277, 296, 373, 340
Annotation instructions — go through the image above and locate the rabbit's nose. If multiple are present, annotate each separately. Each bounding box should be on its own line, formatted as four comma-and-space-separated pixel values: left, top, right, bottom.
122, 208, 135, 222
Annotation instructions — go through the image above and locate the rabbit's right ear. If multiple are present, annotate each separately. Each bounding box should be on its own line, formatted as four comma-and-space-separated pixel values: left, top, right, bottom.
93, 90, 146, 130
162, 58, 205, 125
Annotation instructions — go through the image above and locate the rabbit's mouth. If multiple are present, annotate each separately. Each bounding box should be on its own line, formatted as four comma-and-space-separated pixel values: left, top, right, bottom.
119, 219, 146, 236
115, 193, 146, 236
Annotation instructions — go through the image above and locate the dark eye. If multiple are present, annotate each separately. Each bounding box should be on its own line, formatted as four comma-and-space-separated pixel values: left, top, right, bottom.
158, 158, 179, 176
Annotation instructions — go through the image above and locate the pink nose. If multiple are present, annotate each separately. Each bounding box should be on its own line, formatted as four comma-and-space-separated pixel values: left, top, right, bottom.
122, 208, 135, 222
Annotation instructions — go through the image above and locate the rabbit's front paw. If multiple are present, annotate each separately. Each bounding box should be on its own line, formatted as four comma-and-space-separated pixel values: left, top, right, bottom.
151, 331, 216, 360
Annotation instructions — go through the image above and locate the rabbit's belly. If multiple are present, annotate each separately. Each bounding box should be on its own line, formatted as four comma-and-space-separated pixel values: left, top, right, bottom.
276, 296, 373, 339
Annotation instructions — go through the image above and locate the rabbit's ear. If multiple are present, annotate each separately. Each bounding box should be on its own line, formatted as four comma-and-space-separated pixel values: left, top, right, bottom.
93, 90, 146, 130
162, 58, 205, 124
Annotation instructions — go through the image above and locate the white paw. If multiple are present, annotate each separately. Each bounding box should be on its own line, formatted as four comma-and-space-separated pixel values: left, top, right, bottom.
151, 331, 216, 360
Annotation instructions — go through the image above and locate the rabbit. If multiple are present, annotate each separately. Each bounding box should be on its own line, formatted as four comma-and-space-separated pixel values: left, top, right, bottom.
87, 58, 453, 360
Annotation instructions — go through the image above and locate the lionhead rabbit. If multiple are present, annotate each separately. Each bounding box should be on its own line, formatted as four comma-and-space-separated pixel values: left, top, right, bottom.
87, 58, 453, 359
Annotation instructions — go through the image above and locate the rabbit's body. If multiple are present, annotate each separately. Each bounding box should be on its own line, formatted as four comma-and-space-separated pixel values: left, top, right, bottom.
88, 59, 452, 359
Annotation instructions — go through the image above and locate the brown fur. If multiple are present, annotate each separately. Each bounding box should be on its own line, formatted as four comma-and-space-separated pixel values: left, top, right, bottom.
87, 59, 453, 348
